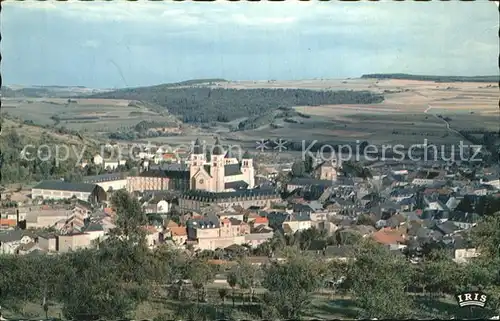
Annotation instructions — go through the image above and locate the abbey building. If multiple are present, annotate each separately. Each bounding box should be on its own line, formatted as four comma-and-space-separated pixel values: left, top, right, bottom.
189, 137, 255, 192
127, 137, 256, 194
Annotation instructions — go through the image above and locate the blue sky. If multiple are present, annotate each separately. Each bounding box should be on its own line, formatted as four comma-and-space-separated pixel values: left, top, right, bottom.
2, 1, 498, 89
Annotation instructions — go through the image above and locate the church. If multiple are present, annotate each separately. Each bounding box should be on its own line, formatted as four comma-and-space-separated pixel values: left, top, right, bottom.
189, 137, 255, 192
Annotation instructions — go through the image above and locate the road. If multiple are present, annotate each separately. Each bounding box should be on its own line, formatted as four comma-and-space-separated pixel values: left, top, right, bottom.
424, 104, 467, 140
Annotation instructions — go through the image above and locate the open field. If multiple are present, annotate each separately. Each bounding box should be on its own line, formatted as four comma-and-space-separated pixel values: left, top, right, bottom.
1, 97, 179, 135
218, 78, 498, 148
3, 78, 498, 150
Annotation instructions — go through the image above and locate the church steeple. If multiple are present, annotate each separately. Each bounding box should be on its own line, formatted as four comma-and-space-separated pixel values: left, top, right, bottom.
242, 150, 252, 160
193, 138, 203, 155
212, 137, 225, 155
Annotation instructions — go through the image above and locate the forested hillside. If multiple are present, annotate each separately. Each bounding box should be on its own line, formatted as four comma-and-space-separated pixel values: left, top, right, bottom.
361, 73, 499, 83
0, 115, 100, 185
87, 87, 384, 123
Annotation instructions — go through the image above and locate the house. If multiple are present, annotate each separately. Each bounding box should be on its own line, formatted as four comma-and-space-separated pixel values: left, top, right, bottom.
453, 236, 479, 263
103, 159, 127, 170
371, 227, 407, 250
245, 226, 274, 248
249, 215, 269, 228
16, 242, 44, 255
187, 214, 245, 251
82, 173, 127, 192
219, 205, 245, 221
312, 160, 341, 182
168, 226, 188, 246
389, 188, 415, 202
92, 154, 104, 165
284, 212, 312, 233
58, 232, 96, 252
31, 181, 106, 203
37, 233, 58, 252
433, 220, 461, 236
0, 230, 35, 254
143, 226, 160, 249
25, 207, 73, 229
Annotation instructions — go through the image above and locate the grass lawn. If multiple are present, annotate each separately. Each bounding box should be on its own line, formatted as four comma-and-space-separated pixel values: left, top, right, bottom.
2, 292, 496, 320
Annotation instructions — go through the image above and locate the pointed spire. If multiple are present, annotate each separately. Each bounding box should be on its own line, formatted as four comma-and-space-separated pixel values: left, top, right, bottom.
242, 150, 252, 159
193, 138, 203, 155
212, 137, 225, 155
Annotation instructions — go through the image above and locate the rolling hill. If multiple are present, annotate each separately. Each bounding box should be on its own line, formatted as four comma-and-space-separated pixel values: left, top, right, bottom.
85, 82, 385, 124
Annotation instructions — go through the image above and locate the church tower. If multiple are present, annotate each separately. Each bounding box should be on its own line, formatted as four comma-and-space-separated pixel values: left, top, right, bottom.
189, 138, 205, 190
241, 151, 255, 189
211, 137, 225, 192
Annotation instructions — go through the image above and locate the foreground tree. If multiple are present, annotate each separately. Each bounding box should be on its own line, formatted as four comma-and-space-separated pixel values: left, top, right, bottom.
188, 258, 216, 302
348, 240, 415, 319
262, 250, 327, 319
235, 257, 259, 304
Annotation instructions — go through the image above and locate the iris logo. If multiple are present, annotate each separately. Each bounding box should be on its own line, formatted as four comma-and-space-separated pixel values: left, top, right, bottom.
455, 291, 489, 308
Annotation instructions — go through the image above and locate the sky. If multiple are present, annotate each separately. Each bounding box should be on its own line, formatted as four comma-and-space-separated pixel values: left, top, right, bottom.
2, 0, 499, 89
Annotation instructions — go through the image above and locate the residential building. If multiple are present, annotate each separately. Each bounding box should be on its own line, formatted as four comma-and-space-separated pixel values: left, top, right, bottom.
0, 230, 36, 254
283, 212, 312, 233
186, 214, 246, 251
82, 173, 127, 192
31, 181, 106, 203
179, 189, 280, 212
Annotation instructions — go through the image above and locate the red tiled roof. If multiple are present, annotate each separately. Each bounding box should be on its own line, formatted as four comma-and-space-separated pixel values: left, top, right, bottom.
371, 227, 406, 245
0, 219, 17, 227
166, 220, 179, 228
254, 216, 268, 224
103, 207, 115, 215
170, 226, 187, 236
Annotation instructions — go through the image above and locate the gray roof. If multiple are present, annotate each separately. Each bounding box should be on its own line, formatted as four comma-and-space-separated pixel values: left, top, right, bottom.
33, 180, 98, 193
188, 213, 220, 228
435, 221, 461, 235
289, 178, 333, 187
225, 181, 249, 190
224, 164, 242, 176
0, 230, 32, 243
182, 188, 279, 201
142, 163, 190, 179
149, 163, 189, 172
82, 173, 125, 183
288, 212, 311, 222
84, 222, 104, 232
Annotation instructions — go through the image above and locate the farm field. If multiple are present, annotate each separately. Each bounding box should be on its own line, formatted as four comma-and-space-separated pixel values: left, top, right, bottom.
222, 78, 498, 148
1, 97, 179, 135
3, 78, 498, 150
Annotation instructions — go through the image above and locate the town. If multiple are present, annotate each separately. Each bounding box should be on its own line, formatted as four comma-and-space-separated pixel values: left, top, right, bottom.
2, 0, 499, 320
1, 135, 500, 320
